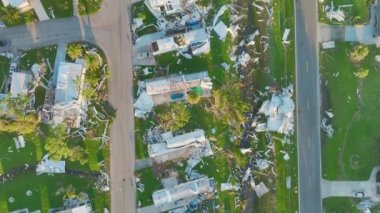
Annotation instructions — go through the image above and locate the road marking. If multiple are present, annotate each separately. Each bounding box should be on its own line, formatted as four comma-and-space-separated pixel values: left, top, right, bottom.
305, 23, 308, 33
308, 137, 311, 149
306, 61, 309, 72
307, 98, 310, 111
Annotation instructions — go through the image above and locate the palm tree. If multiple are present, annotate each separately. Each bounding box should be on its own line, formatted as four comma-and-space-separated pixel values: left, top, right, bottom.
0, 6, 21, 25
84, 54, 101, 72
67, 44, 83, 60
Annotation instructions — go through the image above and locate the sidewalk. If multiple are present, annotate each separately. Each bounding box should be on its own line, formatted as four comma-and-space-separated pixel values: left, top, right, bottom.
30, 0, 50, 21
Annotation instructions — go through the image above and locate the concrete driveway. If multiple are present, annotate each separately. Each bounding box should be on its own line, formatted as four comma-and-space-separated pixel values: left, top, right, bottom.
322, 166, 380, 202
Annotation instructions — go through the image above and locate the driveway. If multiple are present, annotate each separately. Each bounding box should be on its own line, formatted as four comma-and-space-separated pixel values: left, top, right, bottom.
30, 0, 50, 21
319, 1, 378, 44
0, 0, 136, 212
322, 166, 380, 202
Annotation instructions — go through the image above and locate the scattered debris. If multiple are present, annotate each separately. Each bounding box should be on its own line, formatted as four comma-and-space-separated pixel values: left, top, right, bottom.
325, 2, 345, 22
253, 182, 269, 198
321, 117, 334, 138
221, 183, 240, 191
322, 41, 336, 49
282, 29, 291, 45
286, 176, 291, 189
36, 154, 65, 175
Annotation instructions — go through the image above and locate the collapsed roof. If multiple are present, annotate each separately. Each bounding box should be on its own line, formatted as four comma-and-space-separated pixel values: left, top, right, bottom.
258, 85, 295, 134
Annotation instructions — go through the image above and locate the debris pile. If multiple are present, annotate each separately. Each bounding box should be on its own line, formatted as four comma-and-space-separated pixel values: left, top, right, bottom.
36, 154, 65, 175
324, 2, 345, 22
257, 85, 295, 135
321, 110, 334, 138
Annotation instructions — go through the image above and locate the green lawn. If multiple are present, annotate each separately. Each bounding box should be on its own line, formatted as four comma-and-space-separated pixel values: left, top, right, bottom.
323, 197, 360, 213
321, 42, 380, 180
135, 167, 161, 207
135, 118, 153, 160
132, 1, 157, 37
319, 0, 370, 25
0, 130, 109, 211
0, 133, 40, 174
40, 0, 73, 18
0, 56, 10, 92
20, 46, 57, 72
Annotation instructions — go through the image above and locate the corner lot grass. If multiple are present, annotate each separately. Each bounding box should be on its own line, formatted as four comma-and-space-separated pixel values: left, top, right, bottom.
0, 172, 108, 212
0, 132, 109, 211
40, 0, 73, 18
321, 42, 380, 180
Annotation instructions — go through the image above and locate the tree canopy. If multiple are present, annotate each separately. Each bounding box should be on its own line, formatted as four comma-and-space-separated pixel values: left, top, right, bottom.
187, 90, 201, 105
0, 6, 21, 25
44, 125, 88, 164
157, 102, 190, 132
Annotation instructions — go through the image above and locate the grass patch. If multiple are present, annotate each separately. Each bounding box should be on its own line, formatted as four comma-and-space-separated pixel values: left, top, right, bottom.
323, 197, 360, 213
0, 172, 108, 212
78, 0, 103, 15
136, 25, 157, 37
20, 46, 57, 72
0, 56, 10, 92
135, 117, 153, 160
321, 42, 380, 180
319, 0, 370, 25
132, 1, 158, 37
34, 86, 46, 108
0, 133, 39, 173
132, 1, 157, 25
40, 0, 73, 18
135, 167, 161, 207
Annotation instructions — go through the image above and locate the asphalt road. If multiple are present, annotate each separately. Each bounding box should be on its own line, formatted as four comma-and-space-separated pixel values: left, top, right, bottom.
0, 0, 136, 212
295, 0, 322, 213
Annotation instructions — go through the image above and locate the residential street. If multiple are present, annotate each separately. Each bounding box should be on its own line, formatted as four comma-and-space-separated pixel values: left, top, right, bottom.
0, 0, 135, 212
295, 0, 322, 213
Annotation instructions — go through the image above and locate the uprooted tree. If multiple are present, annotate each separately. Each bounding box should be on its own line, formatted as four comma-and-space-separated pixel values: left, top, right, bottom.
209, 72, 249, 135
0, 95, 39, 135
156, 102, 190, 132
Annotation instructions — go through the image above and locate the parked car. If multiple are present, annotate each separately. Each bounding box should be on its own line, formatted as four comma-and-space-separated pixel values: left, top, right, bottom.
0, 40, 11, 47
353, 191, 364, 198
